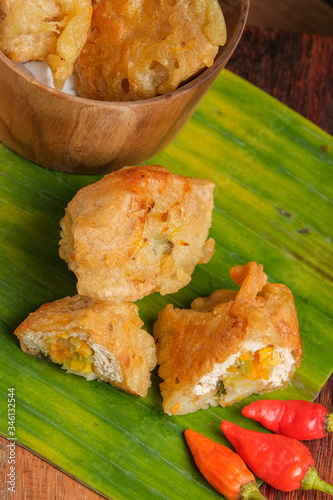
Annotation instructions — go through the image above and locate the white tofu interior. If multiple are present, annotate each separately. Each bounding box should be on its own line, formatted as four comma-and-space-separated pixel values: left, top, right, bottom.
21, 331, 123, 383
193, 342, 295, 406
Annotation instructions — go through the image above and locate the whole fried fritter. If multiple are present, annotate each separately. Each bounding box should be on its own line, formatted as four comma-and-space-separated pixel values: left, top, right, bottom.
154, 262, 302, 415
59, 165, 215, 303
0, 0, 92, 89
75, 0, 227, 101
14, 295, 157, 397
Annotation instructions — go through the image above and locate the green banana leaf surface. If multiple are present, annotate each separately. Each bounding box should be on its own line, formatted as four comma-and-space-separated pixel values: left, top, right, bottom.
0, 69, 332, 499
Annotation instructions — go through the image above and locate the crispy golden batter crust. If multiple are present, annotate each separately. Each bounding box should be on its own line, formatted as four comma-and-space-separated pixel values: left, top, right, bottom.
0, 0, 92, 89
75, 0, 226, 101
59, 165, 215, 302
14, 295, 156, 397
154, 262, 302, 415
0, 0, 62, 60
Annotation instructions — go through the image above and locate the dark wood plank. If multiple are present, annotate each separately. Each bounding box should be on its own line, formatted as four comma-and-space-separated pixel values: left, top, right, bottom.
0, 440, 103, 500
1, 26, 332, 500
227, 27, 333, 134
248, 0, 333, 35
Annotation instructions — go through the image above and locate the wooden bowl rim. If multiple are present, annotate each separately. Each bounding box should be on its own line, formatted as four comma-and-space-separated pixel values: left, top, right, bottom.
0, 0, 249, 108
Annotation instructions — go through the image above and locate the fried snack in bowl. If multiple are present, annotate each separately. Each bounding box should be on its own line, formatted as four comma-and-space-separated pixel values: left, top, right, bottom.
0, 0, 92, 89
154, 262, 302, 416
59, 165, 215, 302
0, 0, 249, 173
75, 0, 226, 101
14, 295, 157, 397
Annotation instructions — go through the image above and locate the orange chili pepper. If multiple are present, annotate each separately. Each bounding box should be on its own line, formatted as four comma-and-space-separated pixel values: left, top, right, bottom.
184, 429, 267, 500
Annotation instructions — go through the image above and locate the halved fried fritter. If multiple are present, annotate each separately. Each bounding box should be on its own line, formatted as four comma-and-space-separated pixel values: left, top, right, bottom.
0, 0, 92, 89
14, 295, 157, 397
75, 0, 227, 101
154, 262, 302, 415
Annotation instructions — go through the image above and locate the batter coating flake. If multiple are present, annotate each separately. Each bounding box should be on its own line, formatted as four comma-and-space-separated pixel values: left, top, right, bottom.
0, 0, 92, 89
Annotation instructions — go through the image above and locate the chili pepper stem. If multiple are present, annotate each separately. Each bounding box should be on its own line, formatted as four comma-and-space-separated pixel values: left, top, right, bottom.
326, 412, 333, 433
301, 466, 333, 495
239, 481, 268, 500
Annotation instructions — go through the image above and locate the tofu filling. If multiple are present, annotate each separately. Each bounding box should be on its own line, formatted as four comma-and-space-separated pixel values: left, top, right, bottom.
194, 345, 294, 407
46, 333, 94, 378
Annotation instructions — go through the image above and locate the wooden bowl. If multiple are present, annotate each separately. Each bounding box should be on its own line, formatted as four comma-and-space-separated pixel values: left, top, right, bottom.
0, 0, 249, 174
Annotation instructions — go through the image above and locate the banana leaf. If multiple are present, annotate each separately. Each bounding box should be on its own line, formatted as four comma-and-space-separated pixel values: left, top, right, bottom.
0, 69, 332, 499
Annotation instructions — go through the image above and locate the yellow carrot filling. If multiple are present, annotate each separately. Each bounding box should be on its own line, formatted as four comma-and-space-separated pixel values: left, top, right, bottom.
47, 335, 94, 375
217, 346, 281, 398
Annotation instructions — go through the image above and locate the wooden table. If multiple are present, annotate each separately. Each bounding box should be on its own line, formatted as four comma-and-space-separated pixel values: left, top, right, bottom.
248, 0, 333, 35
1, 15, 333, 500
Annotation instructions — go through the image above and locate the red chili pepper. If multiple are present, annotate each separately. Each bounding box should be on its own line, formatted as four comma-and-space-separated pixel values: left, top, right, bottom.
221, 420, 333, 494
242, 399, 333, 440
185, 429, 267, 500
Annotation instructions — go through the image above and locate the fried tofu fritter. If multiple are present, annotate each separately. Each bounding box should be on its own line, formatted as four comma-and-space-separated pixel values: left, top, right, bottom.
154, 262, 302, 416
0, 0, 62, 61
0, 0, 92, 89
0, 0, 226, 97
75, 0, 227, 101
14, 295, 157, 397
59, 165, 215, 303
